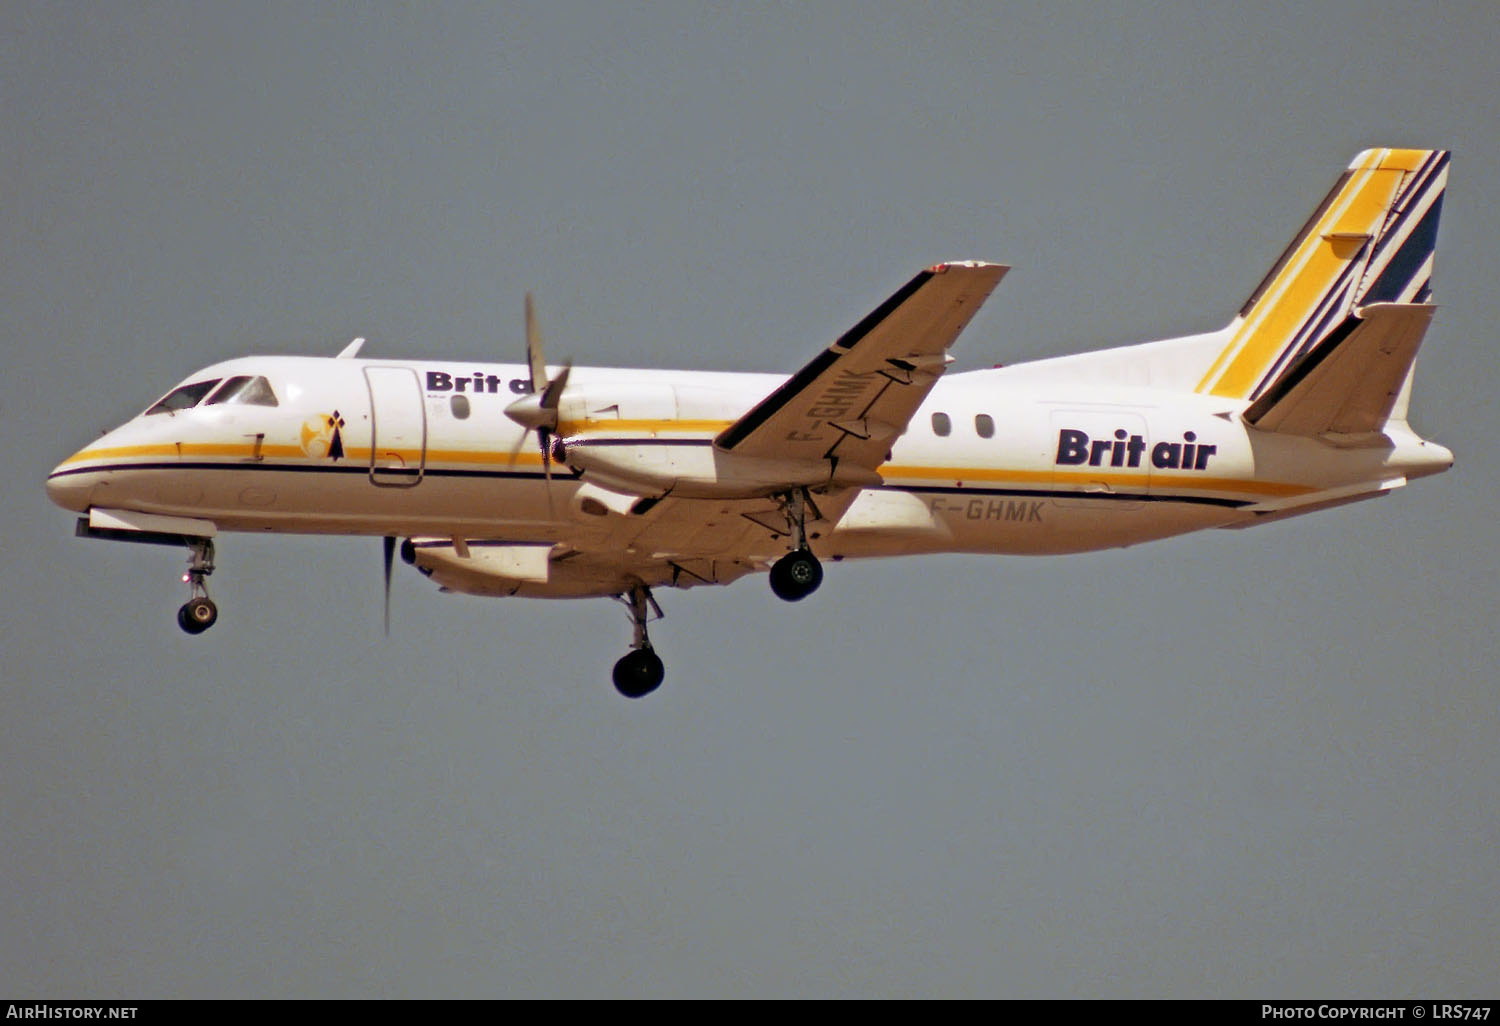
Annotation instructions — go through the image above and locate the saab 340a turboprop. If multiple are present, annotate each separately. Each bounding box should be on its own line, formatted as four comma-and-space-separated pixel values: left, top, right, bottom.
47, 148, 1454, 698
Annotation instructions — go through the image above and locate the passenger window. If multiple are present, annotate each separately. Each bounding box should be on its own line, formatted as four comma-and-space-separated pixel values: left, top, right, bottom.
450, 394, 471, 419
206, 376, 279, 407
931, 412, 951, 437
146, 379, 222, 415
975, 413, 995, 439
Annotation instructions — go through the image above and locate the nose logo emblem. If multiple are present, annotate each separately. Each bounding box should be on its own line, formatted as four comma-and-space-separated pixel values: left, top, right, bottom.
300, 411, 346, 460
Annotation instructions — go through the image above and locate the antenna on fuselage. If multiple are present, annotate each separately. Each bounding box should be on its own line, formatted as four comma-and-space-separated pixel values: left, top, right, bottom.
336, 337, 366, 359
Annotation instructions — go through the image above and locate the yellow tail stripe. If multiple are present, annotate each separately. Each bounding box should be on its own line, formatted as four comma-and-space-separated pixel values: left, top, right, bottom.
1197, 149, 1430, 398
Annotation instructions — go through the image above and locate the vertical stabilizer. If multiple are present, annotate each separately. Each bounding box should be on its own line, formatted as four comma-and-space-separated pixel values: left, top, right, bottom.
1196, 149, 1448, 402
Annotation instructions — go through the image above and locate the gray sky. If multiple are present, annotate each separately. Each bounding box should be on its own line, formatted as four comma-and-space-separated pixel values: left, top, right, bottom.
3, 0, 1496, 998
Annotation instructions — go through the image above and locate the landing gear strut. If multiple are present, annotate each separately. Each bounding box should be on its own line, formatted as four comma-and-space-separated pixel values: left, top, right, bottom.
769, 488, 823, 602
612, 583, 665, 699
177, 537, 218, 635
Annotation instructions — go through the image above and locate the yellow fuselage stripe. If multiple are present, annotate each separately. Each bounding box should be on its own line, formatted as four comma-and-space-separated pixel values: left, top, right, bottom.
556, 418, 733, 434
62, 443, 1313, 500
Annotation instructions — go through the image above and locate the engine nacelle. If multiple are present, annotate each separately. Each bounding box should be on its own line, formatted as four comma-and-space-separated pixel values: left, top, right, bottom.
553, 379, 881, 498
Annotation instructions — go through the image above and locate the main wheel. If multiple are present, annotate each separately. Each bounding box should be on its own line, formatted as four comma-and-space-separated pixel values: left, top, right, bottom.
178, 597, 218, 635
613, 647, 665, 699
769, 548, 823, 602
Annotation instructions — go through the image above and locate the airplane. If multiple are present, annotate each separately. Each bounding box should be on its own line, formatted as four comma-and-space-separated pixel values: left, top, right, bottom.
46, 147, 1454, 698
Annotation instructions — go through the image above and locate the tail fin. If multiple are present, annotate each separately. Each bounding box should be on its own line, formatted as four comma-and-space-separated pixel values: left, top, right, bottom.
1195, 148, 1448, 403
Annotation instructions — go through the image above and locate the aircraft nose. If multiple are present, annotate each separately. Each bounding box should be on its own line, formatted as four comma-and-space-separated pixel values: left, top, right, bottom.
46, 460, 93, 512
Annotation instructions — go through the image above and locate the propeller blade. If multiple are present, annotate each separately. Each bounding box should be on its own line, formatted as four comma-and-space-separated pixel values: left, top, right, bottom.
505, 429, 529, 470
525, 291, 546, 393
539, 428, 556, 519
382, 535, 396, 636
518, 292, 565, 520
539, 361, 571, 411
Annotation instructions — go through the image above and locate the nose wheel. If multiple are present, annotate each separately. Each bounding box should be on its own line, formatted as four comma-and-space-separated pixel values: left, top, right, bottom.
177, 538, 218, 635
612, 583, 665, 698
178, 596, 218, 634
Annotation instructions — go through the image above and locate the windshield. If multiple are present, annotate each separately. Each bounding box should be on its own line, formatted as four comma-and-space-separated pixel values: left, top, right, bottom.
205, 375, 278, 407
145, 379, 222, 415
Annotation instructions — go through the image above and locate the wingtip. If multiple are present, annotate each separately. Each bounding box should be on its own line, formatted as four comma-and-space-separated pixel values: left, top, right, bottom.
928, 260, 1007, 273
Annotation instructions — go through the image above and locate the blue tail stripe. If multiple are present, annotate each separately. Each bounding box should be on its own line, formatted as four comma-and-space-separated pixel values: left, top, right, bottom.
1362, 194, 1444, 304
1369, 152, 1446, 263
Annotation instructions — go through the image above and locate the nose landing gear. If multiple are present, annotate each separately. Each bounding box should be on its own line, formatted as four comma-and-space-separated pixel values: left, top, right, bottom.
177, 538, 218, 635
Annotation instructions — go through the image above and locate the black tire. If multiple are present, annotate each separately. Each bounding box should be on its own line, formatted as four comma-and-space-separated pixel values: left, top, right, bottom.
613, 647, 665, 699
769, 549, 823, 602
180, 597, 218, 634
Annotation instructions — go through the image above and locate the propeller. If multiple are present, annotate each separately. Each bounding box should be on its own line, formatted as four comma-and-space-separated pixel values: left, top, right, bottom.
382, 535, 396, 636
505, 293, 572, 514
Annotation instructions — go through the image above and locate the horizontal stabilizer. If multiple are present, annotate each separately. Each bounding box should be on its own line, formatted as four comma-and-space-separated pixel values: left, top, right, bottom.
1243, 302, 1435, 437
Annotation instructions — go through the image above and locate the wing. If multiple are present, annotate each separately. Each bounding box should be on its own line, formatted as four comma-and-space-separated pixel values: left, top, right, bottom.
406, 493, 797, 597
407, 483, 872, 599
714, 261, 1008, 480
412, 263, 1007, 598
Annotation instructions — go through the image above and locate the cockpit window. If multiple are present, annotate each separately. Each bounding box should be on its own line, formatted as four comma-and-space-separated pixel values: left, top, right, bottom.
145, 379, 222, 415
206, 375, 279, 407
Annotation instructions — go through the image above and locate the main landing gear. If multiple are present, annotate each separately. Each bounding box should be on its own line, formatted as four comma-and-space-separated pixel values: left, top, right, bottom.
612, 583, 665, 699
770, 548, 823, 601
769, 488, 823, 602
176, 537, 218, 635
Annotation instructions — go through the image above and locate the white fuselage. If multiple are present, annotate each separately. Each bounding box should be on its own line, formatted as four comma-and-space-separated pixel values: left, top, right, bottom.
47, 352, 1453, 600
